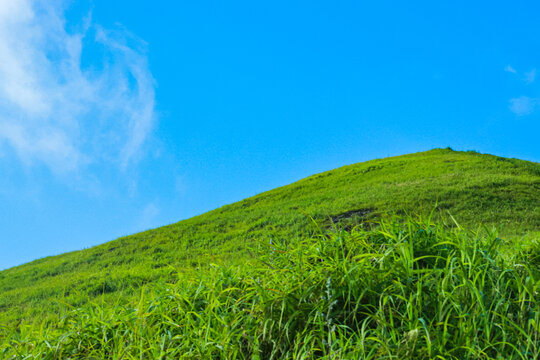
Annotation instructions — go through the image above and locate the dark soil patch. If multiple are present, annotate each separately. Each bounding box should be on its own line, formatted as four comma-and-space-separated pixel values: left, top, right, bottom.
330, 209, 374, 223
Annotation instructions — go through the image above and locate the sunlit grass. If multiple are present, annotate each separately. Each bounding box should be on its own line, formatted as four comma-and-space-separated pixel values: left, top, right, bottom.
1, 148, 539, 325
2, 216, 538, 359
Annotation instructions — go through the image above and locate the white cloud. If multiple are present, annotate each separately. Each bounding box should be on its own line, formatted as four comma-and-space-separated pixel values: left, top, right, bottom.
509, 96, 537, 116
524, 69, 536, 84
138, 202, 161, 230
175, 175, 187, 195
505, 65, 517, 74
0, 0, 156, 173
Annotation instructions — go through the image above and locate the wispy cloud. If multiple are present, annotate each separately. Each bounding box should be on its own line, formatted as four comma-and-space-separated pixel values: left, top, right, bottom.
509, 96, 537, 116
524, 69, 536, 84
0, 0, 156, 174
175, 175, 187, 195
505, 65, 517, 74
138, 202, 161, 231
505, 65, 539, 116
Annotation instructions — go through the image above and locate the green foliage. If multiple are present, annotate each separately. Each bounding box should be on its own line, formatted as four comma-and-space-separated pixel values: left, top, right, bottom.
1, 218, 539, 359
0, 148, 539, 328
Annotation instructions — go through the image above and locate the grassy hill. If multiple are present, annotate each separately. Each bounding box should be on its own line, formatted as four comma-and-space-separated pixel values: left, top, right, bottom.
0, 148, 539, 326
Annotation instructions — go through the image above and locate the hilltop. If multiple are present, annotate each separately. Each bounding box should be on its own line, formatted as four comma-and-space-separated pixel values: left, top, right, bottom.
0, 148, 539, 323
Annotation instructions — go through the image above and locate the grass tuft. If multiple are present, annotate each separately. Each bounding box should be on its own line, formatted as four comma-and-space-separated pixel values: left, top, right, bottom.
2, 216, 538, 359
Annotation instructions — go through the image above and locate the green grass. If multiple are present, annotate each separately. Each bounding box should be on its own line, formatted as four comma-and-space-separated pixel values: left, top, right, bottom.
0, 148, 539, 339
1, 217, 539, 359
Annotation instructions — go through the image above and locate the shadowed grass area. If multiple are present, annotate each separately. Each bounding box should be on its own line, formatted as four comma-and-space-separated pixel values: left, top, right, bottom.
2, 217, 538, 359
0, 148, 539, 326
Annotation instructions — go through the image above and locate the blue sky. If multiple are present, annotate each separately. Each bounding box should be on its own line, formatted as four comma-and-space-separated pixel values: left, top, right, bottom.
0, 0, 539, 270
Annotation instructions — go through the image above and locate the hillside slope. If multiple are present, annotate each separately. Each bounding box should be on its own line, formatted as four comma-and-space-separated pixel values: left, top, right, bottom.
1, 148, 539, 322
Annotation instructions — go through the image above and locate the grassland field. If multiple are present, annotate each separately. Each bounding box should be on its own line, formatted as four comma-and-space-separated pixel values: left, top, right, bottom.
0, 148, 539, 358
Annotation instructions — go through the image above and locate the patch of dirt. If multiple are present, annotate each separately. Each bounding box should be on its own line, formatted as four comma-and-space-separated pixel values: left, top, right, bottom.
328, 208, 374, 226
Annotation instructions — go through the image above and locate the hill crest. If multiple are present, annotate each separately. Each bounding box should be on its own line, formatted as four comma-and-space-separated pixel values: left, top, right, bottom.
0, 148, 539, 322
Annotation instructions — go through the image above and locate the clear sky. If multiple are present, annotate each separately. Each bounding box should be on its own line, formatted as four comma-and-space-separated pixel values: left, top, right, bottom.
0, 0, 539, 270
